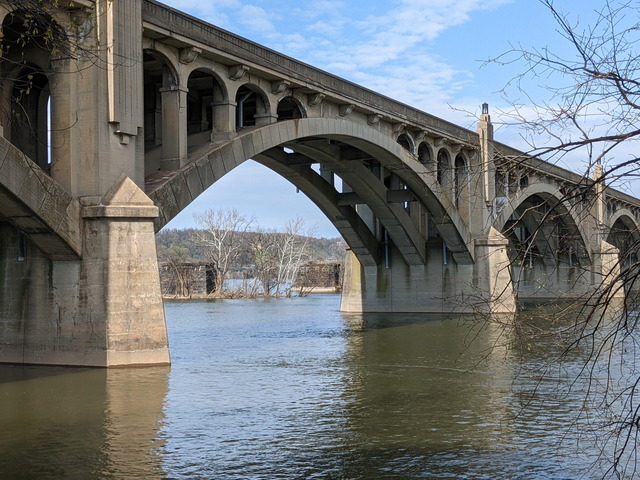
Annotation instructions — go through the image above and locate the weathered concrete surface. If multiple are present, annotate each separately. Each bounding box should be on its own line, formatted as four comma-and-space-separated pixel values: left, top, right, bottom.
0, 177, 169, 366
340, 228, 516, 314
0, 137, 81, 259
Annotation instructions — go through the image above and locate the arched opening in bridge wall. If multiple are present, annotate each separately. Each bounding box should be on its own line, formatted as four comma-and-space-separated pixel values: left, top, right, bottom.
0, 10, 64, 175
454, 154, 468, 212
276, 97, 304, 121
436, 149, 451, 193
236, 84, 269, 128
417, 142, 432, 168
10, 66, 50, 172
143, 49, 182, 173
396, 134, 413, 153
186, 68, 227, 147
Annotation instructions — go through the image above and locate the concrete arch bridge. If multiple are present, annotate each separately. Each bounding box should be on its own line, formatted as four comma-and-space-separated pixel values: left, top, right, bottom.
0, 0, 638, 366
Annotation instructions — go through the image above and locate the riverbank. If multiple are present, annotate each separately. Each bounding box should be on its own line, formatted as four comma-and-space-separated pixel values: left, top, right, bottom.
162, 285, 340, 300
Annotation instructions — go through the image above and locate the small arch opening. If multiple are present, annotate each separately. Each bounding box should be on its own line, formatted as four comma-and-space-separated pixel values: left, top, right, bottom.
277, 96, 303, 121
10, 66, 50, 172
187, 69, 216, 135
1, 9, 65, 176
454, 154, 467, 207
236, 85, 267, 128
436, 149, 450, 187
396, 134, 412, 153
417, 143, 431, 165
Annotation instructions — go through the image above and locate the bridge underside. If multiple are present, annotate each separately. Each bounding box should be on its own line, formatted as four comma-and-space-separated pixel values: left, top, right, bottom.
0, 0, 632, 367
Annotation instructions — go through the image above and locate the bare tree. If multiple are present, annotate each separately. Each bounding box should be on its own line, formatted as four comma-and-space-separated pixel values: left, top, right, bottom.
487, 1, 640, 477
247, 229, 278, 296
490, 0, 640, 183
272, 218, 312, 297
245, 219, 312, 297
193, 208, 255, 296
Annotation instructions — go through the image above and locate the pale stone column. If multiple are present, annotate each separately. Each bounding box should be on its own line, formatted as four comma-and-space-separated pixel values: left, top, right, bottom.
593, 163, 606, 241
339, 251, 365, 312
475, 103, 495, 236
589, 164, 623, 297
474, 227, 517, 313
81, 176, 170, 366
594, 240, 624, 299
211, 101, 236, 140
49, 59, 75, 193
160, 86, 188, 170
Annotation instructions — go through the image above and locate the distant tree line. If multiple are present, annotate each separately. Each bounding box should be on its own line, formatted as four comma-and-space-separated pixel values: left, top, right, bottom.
156, 208, 346, 298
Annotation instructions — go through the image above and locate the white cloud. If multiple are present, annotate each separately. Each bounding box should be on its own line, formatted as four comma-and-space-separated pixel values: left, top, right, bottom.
160, 0, 241, 29
237, 5, 276, 34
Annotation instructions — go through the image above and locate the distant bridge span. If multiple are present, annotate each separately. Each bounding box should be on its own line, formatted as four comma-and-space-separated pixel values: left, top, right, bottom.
0, 0, 638, 366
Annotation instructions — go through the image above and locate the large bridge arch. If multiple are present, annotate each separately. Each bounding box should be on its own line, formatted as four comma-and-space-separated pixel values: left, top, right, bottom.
607, 208, 640, 235
493, 183, 595, 300
607, 209, 640, 269
494, 183, 592, 263
147, 117, 474, 267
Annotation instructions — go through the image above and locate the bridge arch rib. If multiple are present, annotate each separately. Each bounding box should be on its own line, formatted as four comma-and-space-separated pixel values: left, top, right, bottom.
147, 117, 475, 267
0, 136, 81, 259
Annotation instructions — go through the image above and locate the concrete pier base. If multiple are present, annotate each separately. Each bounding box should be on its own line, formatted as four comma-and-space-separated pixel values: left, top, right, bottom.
0, 177, 169, 367
340, 228, 516, 314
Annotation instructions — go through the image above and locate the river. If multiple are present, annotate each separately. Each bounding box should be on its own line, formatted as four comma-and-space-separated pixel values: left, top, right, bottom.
0, 294, 630, 479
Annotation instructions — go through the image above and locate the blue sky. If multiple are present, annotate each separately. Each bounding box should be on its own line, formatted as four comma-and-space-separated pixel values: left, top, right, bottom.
160, 0, 604, 237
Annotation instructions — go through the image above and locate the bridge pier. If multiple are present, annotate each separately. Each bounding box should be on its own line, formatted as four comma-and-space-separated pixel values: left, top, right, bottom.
0, 176, 169, 367
341, 227, 516, 314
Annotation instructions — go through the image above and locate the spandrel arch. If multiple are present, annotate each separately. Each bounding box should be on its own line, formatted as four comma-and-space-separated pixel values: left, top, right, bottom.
235, 83, 270, 128
0, 9, 68, 176
277, 96, 305, 121
143, 48, 190, 172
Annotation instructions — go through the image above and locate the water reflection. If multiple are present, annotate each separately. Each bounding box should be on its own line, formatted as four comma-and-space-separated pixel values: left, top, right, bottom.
0, 296, 632, 479
0, 365, 168, 479
339, 313, 518, 478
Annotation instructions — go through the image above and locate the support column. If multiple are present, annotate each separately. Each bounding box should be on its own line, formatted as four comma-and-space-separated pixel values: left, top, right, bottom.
0, 177, 169, 367
211, 101, 236, 140
49, 61, 75, 193
160, 86, 188, 170
81, 175, 170, 365
474, 227, 517, 313
594, 241, 624, 298
592, 163, 623, 298
339, 233, 517, 314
